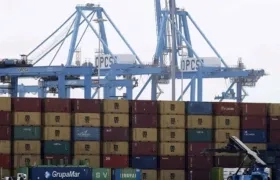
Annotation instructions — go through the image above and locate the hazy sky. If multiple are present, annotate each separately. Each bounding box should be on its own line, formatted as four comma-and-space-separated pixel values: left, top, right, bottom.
0, 0, 280, 102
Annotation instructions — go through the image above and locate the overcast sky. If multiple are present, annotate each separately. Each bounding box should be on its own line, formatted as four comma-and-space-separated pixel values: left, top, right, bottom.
0, 0, 279, 102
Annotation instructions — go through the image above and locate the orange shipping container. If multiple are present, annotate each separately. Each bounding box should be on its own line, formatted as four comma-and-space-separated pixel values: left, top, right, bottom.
159, 170, 185, 180
73, 155, 100, 167
214, 143, 239, 156
13, 140, 40, 155
160, 115, 185, 128
213, 116, 240, 129
13, 112, 41, 126
142, 170, 157, 180
103, 142, 128, 155
215, 129, 240, 143
103, 100, 129, 113
74, 141, 100, 155
0, 97, 11, 111
158, 101, 185, 115
159, 142, 185, 156
0, 140, 11, 154
132, 128, 157, 142
72, 113, 100, 127
187, 115, 213, 129
160, 129, 185, 142
103, 114, 129, 127
13, 155, 41, 168
43, 127, 70, 140
43, 113, 71, 126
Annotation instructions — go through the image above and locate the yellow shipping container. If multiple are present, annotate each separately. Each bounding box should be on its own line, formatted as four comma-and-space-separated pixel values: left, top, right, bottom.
268, 103, 280, 116
0, 140, 10, 154
187, 115, 213, 129
160, 129, 185, 142
214, 143, 239, 156
215, 129, 240, 143
103, 114, 129, 127
158, 101, 185, 115
246, 143, 267, 150
13, 155, 41, 168
72, 113, 100, 127
213, 116, 240, 129
0, 97, 11, 111
13, 140, 41, 154
159, 170, 185, 180
133, 128, 157, 142
160, 115, 185, 128
142, 170, 157, 180
73, 155, 100, 167
13, 112, 41, 126
159, 142, 185, 156
74, 141, 100, 155
103, 142, 128, 155
43, 127, 71, 140
103, 100, 129, 113
43, 113, 71, 126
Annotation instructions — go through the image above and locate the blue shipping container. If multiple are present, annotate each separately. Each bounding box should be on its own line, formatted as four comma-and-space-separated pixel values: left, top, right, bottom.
241, 129, 267, 143
72, 127, 100, 141
186, 102, 212, 115
131, 156, 157, 169
267, 143, 280, 151
112, 169, 141, 180
29, 167, 92, 180
272, 169, 280, 180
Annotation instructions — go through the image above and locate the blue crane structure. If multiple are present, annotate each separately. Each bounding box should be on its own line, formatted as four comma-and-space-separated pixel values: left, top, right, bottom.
0, 1, 266, 102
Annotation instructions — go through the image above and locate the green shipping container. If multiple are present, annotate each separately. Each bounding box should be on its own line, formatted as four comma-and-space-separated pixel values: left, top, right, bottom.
13, 126, 41, 140
92, 168, 111, 180
211, 167, 224, 180
187, 129, 213, 142
43, 141, 71, 155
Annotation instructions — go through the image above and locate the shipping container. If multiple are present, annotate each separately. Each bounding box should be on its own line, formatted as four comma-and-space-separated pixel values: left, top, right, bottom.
159, 156, 185, 169
13, 140, 40, 154
0, 97, 11, 111
269, 130, 280, 143
13, 112, 41, 126
188, 156, 213, 169
246, 143, 267, 150
269, 116, 280, 130
187, 143, 213, 156
12, 98, 41, 112
0, 169, 11, 177
103, 114, 129, 127
103, 127, 129, 141
212, 102, 240, 116
131, 114, 158, 128
213, 116, 240, 129
268, 103, 280, 116
159, 101, 185, 115
214, 156, 240, 167
186, 102, 212, 115
159, 142, 185, 156
103, 142, 128, 155
43, 98, 71, 112
13, 155, 40, 168
131, 100, 157, 114
142, 170, 157, 180
159, 115, 185, 128
241, 116, 267, 129
43, 113, 71, 126
113, 168, 141, 180
74, 141, 100, 155
0, 126, 11, 140
13, 126, 40, 140
131, 142, 157, 156
215, 129, 240, 143
73, 113, 101, 127
0, 154, 10, 168
214, 143, 239, 156
102, 155, 129, 168
187, 129, 213, 142
0, 140, 10, 154
132, 128, 157, 142
159, 170, 185, 180
43, 155, 71, 165
43, 141, 71, 155
0, 111, 11, 126
92, 168, 111, 180
272, 168, 280, 180
267, 143, 280, 151
187, 115, 213, 129
187, 169, 211, 180
241, 129, 267, 143
72, 127, 100, 141
73, 155, 100, 167
131, 156, 157, 169
44, 127, 70, 141
103, 100, 129, 113
72, 99, 101, 113
160, 129, 185, 142
241, 103, 267, 116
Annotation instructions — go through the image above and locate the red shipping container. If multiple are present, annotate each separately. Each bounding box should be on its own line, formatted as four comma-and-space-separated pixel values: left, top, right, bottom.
187, 143, 213, 156
43, 98, 71, 112
102, 155, 129, 168
131, 142, 157, 156
0, 126, 11, 140
187, 169, 211, 180
187, 156, 213, 169
43, 155, 71, 165
12, 98, 41, 112
130, 100, 157, 114
269, 117, 280, 130
72, 99, 101, 113
241, 103, 267, 116
214, 156, 240, 167
213, 102, 240, 116
159, 156, 185, 170
241, 116, 267, 129
0, 112, 11, 126
131, 114, 158, 128
102, 127, 129, 141
269, 130, 280, 143
0, 154, 11, 168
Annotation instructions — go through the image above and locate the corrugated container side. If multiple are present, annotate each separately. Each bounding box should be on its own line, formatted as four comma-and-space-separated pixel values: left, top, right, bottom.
13, 112, 41, 126
187, 129, 213, 142
188, 156, 213, 169
131, 114, 158, 128
241, 129, 267, 143
72, 127, 100, 141
212, 102, 240, 116
13, 140, 41, 154
0, 126, 11, 140
0, 154, 11, 168
74, 141, 100, 155
187, 115, 213, 129
268, 103, 280, 116
267, 143, 280, 151
102, 155, 129, 168
131, 142, 157, 156
159, 115, 185, 128
160, 129, 185, 142
43, 141, 71, 155
269, 116, 280, 130
43, 155, 72, 165
73, 155, 100, 167
213, 116, 240, 129
159, 170, 185, 180
159, 156, 185, 170
130, 100, 158, 114
215, 129, 240, 143
0, 112, 11, 126
187, 143, 213, 156
103, 127, 129, 141
159, 142, 185, 156
72, 113, 101, 127
131, 156, 157, 169
186, 169, 211, 180
44, 127, 70, 141
0, 169, 10, 177
241, 116, 267, 129
0, 97, 11, 111
113, 169, 142, 180
12, 98, 41, 112
245, 143, 267, 150
13, 126, 41, 140
132, 128, 157, 142
43, 113, 71, 126
159, 101, 185, 115
142, 170, 157, 180
241, 103, 267, 116
13, 155, 40, 168
71, 99, 101, 113
103, 142, 128, 155
103, 100, 129, 113
0, 140, 11, 154
103, 114, 129, 127
186, 102, 212, 115
214, 143, 239, 156
214, 156, 240, 167
269, 130, 280, 143
43, 98, 71, 112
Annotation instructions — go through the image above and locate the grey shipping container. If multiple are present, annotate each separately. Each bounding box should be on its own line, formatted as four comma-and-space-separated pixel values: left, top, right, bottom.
43, 141, 71, 155
187, 129, 213, 142
72, 127, 100, 141
13, 126, 41, 140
